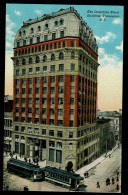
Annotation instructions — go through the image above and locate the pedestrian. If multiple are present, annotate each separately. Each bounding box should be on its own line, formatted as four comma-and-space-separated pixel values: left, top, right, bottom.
97, 181, 100, 188
116, 176, 119, 182
109, 154, 111, 158
33, 158, 35, 164
112, 177, 114, 184
16, 155, 17, 159
29, 158, 31, 163
116, 184, 119, 191
20, 154, 21, 158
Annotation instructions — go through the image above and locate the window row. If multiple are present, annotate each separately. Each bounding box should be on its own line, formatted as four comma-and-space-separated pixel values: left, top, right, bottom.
16, 76, 75, 86
19, 19, 64, 37
17, 30, 65, 47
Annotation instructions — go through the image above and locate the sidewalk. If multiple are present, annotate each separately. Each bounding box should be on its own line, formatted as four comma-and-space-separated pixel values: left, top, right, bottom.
76, 144, 119, 177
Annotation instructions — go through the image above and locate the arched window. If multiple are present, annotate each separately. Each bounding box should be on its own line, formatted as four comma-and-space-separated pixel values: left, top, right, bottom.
16, 60, 19, 66
22, 59, 26, 65
59, 52, 64, 60
45, 24, 48, 30
36, 56, 40, 63
51, 54, 55, 61
19, 31, 22, 36
55, 21, 58, 27
71, 51, 75, 59
29, 58, 33, 64
38, 26, 41, 31
60, 19, 64, 25
23, 30, 25, 36
30, 28, 34, 33
43, 55, 47, 62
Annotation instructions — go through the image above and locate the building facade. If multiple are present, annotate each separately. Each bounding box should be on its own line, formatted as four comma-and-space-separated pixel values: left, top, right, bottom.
96, 118, 112, 155
4, 97, 13, 152
11, 7, 100, 171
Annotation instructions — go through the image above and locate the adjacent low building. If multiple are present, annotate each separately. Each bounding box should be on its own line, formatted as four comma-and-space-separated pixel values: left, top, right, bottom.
4, 96, 13, 152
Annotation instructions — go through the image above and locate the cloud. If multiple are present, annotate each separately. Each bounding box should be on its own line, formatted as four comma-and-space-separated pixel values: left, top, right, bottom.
112, 18, 122, 25
34, 9, 42, 15
98, 47, 122, 68
115, 41, 123, 52
95, 32, 116, 44
14, 10, 22, 16
97, 47, 123, 111
6, 15, 15, 50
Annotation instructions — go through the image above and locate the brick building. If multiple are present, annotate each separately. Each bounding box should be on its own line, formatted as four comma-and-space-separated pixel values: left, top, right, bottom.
11, 7, 100, 171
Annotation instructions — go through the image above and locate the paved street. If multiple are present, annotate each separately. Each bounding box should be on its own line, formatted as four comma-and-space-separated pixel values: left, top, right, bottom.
3, 144, 121, 192
76, 144, 121, 192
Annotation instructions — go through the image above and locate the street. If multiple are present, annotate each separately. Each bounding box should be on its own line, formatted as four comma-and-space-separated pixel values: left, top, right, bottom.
3, 144, 121, 192
77, 144, 121, 192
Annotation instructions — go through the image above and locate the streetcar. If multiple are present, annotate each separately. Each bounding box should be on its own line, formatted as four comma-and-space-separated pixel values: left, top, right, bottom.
7, 158, 45, 181
43, 166, 84, 190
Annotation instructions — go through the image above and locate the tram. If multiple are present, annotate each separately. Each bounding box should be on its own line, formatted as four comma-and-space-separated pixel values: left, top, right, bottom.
7, 158, 45, 181
7, 159, 84, 190
43, 166, 84, 190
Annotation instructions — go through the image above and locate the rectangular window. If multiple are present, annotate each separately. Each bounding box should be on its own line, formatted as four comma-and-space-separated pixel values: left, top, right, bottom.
56, 150, 62, 164
51, 98, 55, 105
70, 109, 74, 115
51, 87, 55, 94
50, 109, 54, 115
22, 78, 26, 85
71, 75, 75, 82
23, 40, 26, 46
21, 126, 25, 132
69, 132, 73, 138
36, 67, 40, 74
42, 119, 46, 124
37, 37, 40, 43
22, 107, 25, 113
30, 38, 33, 45
58, 120, 63, 126
16, 88, 19, 94
29, 98, 32, 104
44, 76, 47, 83
60, 31, 64, 38
49, 149, 54, 162
71, 86, 74, 94
49, 130, 54, 136
59, 64, 64, 71
70, 121, 74, 127
70, 98, 74, 105
28, 118, 32, 123
29, 68, 33, 74
42, 108, 46, 115
58, 98, 63, 105
59, 86, 64, 94
22, 88, 26, 94
34, 128, 39, 134
15, 126, 19, 131
16, 98, 19, 103
17, 42, 20, 47
51, 76, 55, 83
35, 98, 39, 104
42, 129, 46, 135
42, 98, 47, 104
35, 108, 39, 115
43, 66, 47, 72
28, 88, 32, 94
36, 88, 39, 94
21, 117, 25, 122
57, 131, 62, 137
44, 35, 48, 41
28, 107, 32, 113
58, 109, 63, 116
52, 33, 56, 40
43, 87, 47, 94
16, 70, 19, 76
50, 119, 54, 125
59, 75, 64, 82
49, 141, 55, 147
16, 107, 19, 112
71, 63, 75, 71
22, 69, 26, 75
51, 65, 55, 72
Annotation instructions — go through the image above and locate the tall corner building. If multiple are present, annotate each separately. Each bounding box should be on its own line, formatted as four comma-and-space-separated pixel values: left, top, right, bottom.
12, 7, 100, 171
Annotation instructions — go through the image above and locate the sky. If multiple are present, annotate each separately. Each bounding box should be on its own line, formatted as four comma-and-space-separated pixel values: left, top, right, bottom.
5, 4, 124, 111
